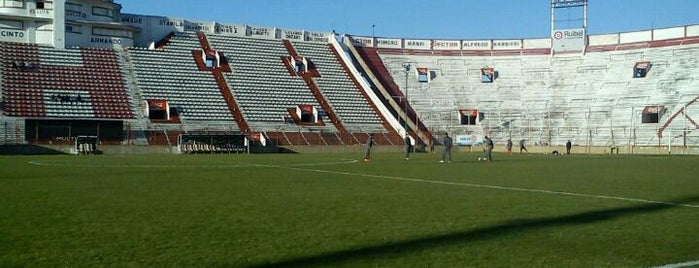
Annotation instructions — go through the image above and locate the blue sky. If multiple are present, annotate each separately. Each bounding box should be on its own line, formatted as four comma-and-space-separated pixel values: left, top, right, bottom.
118, 0, 699, 39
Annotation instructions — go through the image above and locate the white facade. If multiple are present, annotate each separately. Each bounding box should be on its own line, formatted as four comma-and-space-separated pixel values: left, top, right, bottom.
119, 13, 333, 48
0, 1, 336, 49
0, 0, 137, 48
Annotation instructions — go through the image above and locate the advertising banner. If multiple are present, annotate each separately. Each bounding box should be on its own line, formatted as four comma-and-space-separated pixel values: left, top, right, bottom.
404, 39, 430, 50
462, 40, 491, 50
351, 36, 373, 47
432, 40, 461, 50
375, 38, 402, 49
552, 28, 586, 52
281, 29, 304, 41
492, 39, 522, 50
214, 23, 245, 36
0, 30, 27, 42
304, 31, 329, 42
248, 26, 275, 39
184, 20, 213, 32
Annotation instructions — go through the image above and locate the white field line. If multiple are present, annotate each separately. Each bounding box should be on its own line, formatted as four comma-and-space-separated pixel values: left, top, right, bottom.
27, 159, 358, 169
264, 164, 699, 209
28, 159, 699, 209
647, 260, 699, 268
28, 158, 699, 267
27, 160, 260, 169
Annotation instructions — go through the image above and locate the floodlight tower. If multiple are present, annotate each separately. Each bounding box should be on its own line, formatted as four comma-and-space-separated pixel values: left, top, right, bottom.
550, 0, 589, 145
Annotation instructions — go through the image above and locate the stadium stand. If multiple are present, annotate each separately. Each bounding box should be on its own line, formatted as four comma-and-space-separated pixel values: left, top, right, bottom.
205, 34, 334, 132
127, 32, 237, 123
1, 42, 133, 119
1, 0, 698, 153
349, 36, 699, 148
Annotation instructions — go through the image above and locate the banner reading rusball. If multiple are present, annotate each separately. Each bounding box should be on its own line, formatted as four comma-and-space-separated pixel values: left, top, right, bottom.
552, 28, 586, 52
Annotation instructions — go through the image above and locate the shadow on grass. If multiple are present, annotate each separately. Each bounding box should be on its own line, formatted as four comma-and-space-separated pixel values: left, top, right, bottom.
245, 194, 699, 267
0, 144, 67, 155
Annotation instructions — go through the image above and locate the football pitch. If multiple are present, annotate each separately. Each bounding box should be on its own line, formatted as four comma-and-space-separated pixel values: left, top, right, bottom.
1, 151, 698, 267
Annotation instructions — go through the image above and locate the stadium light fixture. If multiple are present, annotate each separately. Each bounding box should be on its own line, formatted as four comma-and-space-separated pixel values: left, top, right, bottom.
551, 0, 586, 8
402, 62, 411, 138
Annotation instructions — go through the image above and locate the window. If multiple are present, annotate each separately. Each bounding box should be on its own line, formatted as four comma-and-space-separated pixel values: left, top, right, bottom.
36, 1, 45, 9
92, 6, 114, 18
481, 68, 497, 83
642, 105, 664, 123
205, 56, 215, 68
66, 24, 81, 33
147, 99, 170, 120
633, 61, 651, 78
65, 3, 81, 12
298, 105, 318, 123
417, 67, 430, 83
3, 0, 24, 8
36, 22, 52, 31
92, 27, 132, 38
460, 109, 479, 125
290, 56, 307, 73
294, 61, 305, 73
0, 19, 23, 29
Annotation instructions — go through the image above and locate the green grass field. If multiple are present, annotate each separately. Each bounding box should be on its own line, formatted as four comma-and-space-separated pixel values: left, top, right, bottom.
1, 151, 698, 267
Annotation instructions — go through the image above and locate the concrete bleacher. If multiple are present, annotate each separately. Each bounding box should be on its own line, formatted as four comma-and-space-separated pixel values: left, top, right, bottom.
127, 32, 237, 123
206, 34, 335, 132
0, 42, 133, 119
42, 89, 94, 118
364, 42, 699, 147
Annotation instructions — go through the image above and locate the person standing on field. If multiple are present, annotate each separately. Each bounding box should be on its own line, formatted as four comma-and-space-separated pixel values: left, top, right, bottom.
440, 132, 453, 163
484, 136, 494, 161
519, 138, 528, 153
364, 134, 374, 162
566, 140, 572, 155
506, 138, 513, 156
404, 135, 412, 160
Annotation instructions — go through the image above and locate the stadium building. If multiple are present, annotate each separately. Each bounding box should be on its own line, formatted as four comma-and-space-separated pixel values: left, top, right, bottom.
1, 0, 698, 154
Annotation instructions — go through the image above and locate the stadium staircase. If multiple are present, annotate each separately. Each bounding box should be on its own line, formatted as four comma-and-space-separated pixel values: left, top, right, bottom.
117, 47, 147, 119
344, 39, 433, 146
292, 40, 402, 145
116, 46, 151, 146
0, 116, 24, 144
194, 32, 249, 132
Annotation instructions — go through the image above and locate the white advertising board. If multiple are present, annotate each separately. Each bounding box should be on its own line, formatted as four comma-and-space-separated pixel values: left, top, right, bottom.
552, 28, 585, 52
